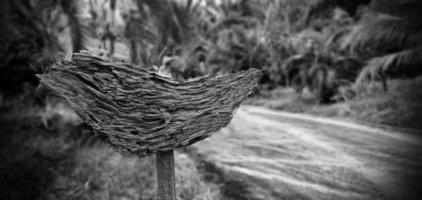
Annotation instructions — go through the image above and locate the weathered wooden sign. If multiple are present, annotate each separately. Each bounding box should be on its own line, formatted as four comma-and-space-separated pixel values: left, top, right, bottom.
37, 51, 261, 200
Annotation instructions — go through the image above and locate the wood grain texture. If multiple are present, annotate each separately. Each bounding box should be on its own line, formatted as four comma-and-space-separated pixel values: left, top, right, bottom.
156, 150, 176, 200
37, 51, 262, 156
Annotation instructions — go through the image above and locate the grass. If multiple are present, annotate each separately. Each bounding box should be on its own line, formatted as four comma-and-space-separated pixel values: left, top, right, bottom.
0, 95, 222, 200
246, 87, 314, 113
1, 75, 420, 200
247, 76, 422, 130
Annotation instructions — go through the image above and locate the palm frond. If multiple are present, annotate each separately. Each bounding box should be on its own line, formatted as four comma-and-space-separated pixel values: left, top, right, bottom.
283, 52, 334, 69
304, 0, 371, 25
355, 47, 422, 86
333, 56, 363, 82
140, 0, 195, 44
324, 26, 351, 51
283, 53, 314, 70
341, 15, 422, 54
213, 16, 259, 31
131, 0, 200, 66
371, 0, 422, 21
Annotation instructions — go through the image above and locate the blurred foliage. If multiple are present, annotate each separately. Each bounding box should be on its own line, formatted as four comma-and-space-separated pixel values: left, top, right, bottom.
1, 1, 421, 199
1, 0, 421, 102
0, 0, 85, 94
0, 103, 221, 199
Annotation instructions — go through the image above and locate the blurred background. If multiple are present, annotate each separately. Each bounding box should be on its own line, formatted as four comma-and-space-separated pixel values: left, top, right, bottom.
0, 0, 421, 199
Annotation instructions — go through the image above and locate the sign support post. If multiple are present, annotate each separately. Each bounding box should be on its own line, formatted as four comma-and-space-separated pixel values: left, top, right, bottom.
156, 150, 176, 200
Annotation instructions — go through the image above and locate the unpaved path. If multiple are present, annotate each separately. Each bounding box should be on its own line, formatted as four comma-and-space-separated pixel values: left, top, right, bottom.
189, 106, 422, 200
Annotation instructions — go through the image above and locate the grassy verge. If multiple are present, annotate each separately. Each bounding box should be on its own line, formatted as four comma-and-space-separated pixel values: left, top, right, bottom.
0, 97, 221, 200
247, 77, 422, 131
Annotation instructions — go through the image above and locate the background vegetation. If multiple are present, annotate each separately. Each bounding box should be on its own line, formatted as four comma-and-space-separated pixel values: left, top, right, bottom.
0, 0, 421, 199
2, 0, 421, 104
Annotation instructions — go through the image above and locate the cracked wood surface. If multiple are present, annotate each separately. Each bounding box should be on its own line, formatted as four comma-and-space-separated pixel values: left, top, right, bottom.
37, 52, 261, 156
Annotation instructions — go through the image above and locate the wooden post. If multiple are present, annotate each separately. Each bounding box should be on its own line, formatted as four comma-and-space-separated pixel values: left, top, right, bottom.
156, 150, 176, 200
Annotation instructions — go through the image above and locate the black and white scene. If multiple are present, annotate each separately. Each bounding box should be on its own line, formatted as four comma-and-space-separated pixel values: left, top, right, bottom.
1, 0, 422, 199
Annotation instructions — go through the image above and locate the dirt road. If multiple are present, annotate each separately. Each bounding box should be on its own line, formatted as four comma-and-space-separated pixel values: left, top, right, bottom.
189, 106, 422, 200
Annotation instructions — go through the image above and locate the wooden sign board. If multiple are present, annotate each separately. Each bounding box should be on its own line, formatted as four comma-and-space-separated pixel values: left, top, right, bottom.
37, 52, 261, 200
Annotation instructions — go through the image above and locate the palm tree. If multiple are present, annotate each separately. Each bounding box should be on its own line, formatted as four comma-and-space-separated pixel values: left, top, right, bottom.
344, 3, 422, 91
308, 0, 422, 91
59, 0, 86, 58
123, 0, 200, 68
0, 0, 87, 94
8, 0, 86, 60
